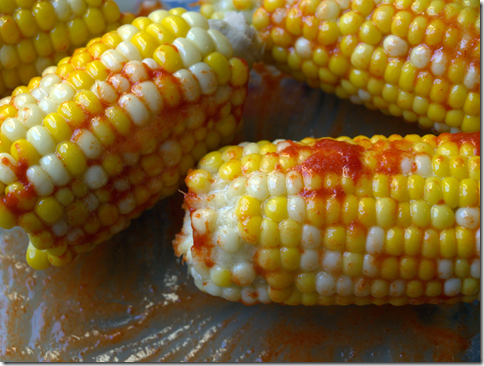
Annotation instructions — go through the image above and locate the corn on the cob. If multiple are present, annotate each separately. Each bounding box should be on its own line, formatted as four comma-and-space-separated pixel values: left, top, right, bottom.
0, 0, 134, 97
200, 0, 261, 23
0, 8, 256, 269
251, 0, 480, 133
174, 132, 480, 305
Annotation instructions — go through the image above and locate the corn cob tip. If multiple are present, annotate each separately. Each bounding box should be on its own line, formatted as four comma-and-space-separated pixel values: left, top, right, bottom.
174, 133, 480, 306
208, 12, 264, 68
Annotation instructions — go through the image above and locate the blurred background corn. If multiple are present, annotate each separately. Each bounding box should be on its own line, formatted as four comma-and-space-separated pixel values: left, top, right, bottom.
251, 0, 480, 133
0, 7, 251, 269
174, 132, 480, 305
200, 0, 261, 23
0, 0, 135, 97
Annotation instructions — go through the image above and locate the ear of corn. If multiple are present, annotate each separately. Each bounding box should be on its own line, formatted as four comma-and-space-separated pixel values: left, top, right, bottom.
0, 0, 135, 97
0, 7, 251, 269
251, 0, 480, 133
174, 132, 480, 305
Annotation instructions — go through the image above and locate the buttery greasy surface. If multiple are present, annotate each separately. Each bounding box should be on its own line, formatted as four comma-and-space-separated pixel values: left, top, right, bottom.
0, 67, 479, 360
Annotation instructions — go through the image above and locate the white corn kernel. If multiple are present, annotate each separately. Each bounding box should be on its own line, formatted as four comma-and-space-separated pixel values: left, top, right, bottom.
389, 280, 405, 297
0, 153, 17, 184
38, 98, 58, 115
148, 10, 170, 23
13, 93, 37, 109
267, 171, 286, 196
75, 130, 102, 160
27, 165, 54, 196
186, 28, 215, 57
354, 278, 371, 297
437, 259, 453, 279
216, 226, 240, 253
1, 118, 27, 142
31, 87, 48, 102
160, 140, 182, 167
470, 259, 480, 279
39, 153, 71, 186
316, 271, 336, 296
118, 193, 136, 214
321, 250, 342, 274
444, 278, 461, 296
246, 172, 270, 201
117, 24, 139, 41
383, 35, 408, 57
286, 170, 303, 194
39, 73, 62, 93
463, 65, 479, 90
207, 28, 234, 59
415, 154, 432, 177
67, 0, 87, 16
83, 165, 108, 190
362, 254, 379, 277
116, 41, 142, 62
288, 195, 306, 223
91, 81, 118, 105
410, 44, 432, 69
189, 62, 218, 95
35, 57, 53, 76
294, 37, 312, 59
430, 50, 447, 77
192, 208, 218, 234
26, 126, 56, 156
123, 60, 149, 83
173, 38, 203, 68
173, 69, 201, 102
366, 226, 385, 254
455, 207, 480, 229
182, 12, 210, 30
49, 82, 76, 105
52, 219, 68, 237
300, 249, 319, 271
119, 93, 150, 126
53, 0, 72, 22
336, 276, 353, 296
302, 225, 322, 249
100, 49, 128, 73
132, 81, 164, 114
18, 104, 45, 128
232, 262, 256, 286
315, 0, 340, 20
83, 193, 99, 212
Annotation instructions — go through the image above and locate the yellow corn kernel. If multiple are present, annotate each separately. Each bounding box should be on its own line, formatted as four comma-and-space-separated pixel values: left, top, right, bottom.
462, 278, 479, 296
442, 176, 459, 208
257, 248, 281, 270
67, 70, 95, 91
358, 197, 376, 227
450, 155, 468, 181
295, 273, 316, 294
56, 141, 87, 177
98, 203, 119, 226
323, 225, 345, 251
425, 280, 442, 297
280, 219, 301, 247
30, 230, 54, 250
406, 280, 423, 298
70, 179, 88, 198
468, 157, 480, 181
345, 224, 365, 252
391, 11, 413, 38
10, 139, 40, 166
380, 257, 399, 280
204, 52, 231, 85
66, 199, 89, 227
162, 15, 190, 38
408, 175, 424, 200
342, 252, 363, 277
218, 159, 242, 181
42, 113, 72, 143
459, 179, 478, 207
58, 101, 87, 129
260, 218, 281, 248
238, 215, 262, 244
237, 195, 261, 218
26, 243, 49, 270
5, 182, 35, 211
454, 258, 470, 277
18, 212, 43, 233
100, 153, 123, 177
400, 256, 418, 279
404, 226, 422, 255
264, 196, 288, 223
280, 247, 300, 270
421, 229, 439, 258
384, 227, 404, 256
210, 266, 232, 287
48, 249, 73, 267
55, 187, 74, 207
456, 226, 474, 258
461, 115, 480, 132
34, 196, 63, 225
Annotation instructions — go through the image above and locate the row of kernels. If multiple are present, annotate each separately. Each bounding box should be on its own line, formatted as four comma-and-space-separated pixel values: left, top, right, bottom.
314, 272, 478, 298
210, 261, 257, 287
432, 154, 480, 180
